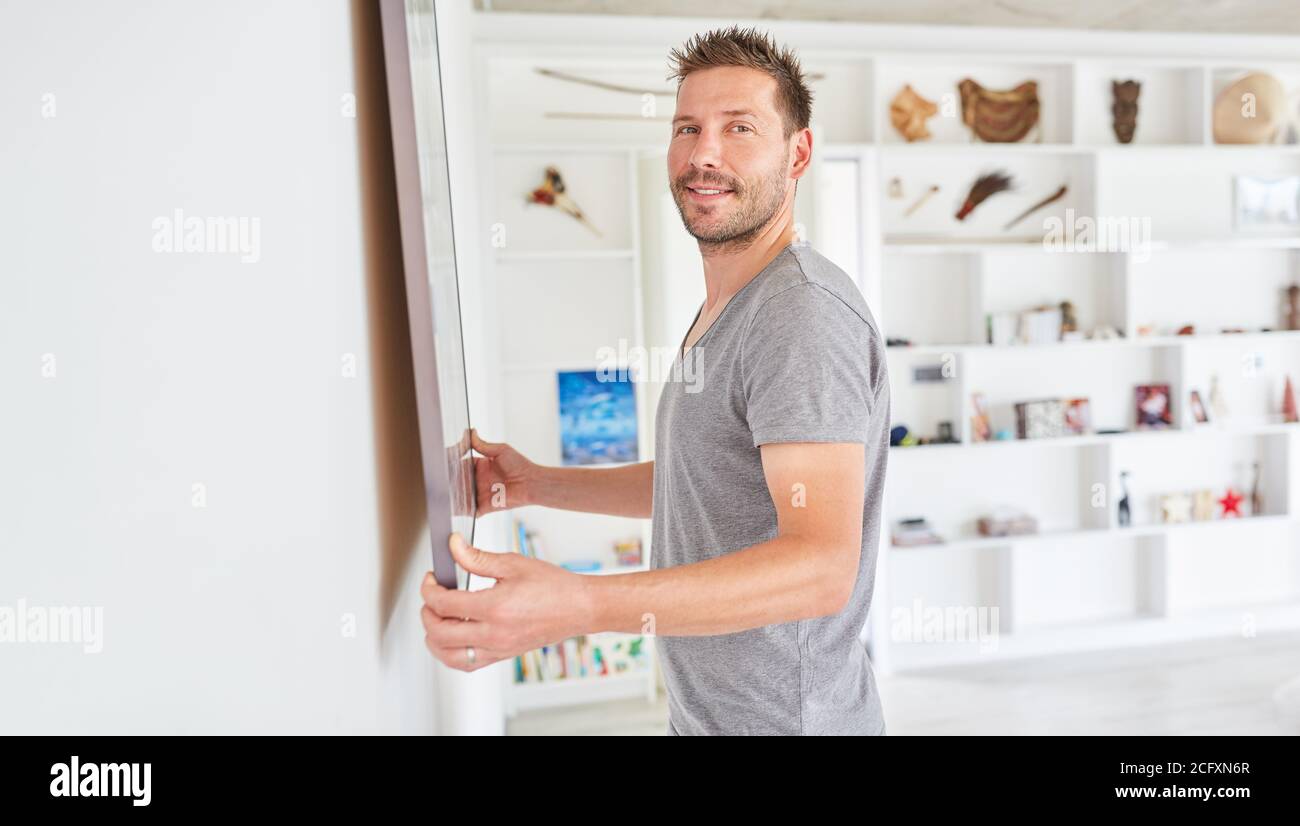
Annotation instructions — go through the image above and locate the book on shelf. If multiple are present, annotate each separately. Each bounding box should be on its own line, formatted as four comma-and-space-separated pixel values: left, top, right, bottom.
892, 517, 943, 546
508, 518, 653, 685
511, 518, 547, 561
511, 517, 643, 572
513, 633, 650, 685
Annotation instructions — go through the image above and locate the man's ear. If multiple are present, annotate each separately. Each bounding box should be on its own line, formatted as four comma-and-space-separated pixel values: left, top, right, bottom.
789, 126, 814, 180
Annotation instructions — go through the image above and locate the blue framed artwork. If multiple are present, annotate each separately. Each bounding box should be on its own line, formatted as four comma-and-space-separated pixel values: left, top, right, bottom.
557, 370, 638, 465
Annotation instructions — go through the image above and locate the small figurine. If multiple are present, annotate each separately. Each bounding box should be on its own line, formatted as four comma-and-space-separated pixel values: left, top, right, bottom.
1161, 493, 1192, 524
1251, 462, 1263, 516
889, 85, 939, 142
1112, 80, 1141, 144
1210, 374, 1230, 421
1118, 471, 1132, 527
1059, 300, 1078, 336
1192, 490, 1216, 521
1286, 284, 1300, 331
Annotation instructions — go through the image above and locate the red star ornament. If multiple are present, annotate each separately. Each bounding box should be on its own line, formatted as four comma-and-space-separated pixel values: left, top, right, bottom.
1218, 487, 1244, 518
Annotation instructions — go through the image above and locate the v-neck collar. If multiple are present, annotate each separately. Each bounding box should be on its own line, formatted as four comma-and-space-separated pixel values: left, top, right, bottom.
677, 243, 794, 362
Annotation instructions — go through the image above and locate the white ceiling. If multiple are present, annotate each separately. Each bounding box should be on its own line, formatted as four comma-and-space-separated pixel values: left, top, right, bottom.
475, 0, 1300, 36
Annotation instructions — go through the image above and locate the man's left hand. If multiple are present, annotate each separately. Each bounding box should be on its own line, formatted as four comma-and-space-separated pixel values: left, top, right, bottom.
419, 533, 595, 672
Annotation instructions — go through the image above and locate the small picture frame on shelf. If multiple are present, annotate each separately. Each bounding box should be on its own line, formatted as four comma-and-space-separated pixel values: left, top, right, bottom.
1233, 175, 1300, 233
1135, 384, 1173, 429
1189, 389, 1210, 424
1013, 397, 1091, 439
1063, 398, 1092, 435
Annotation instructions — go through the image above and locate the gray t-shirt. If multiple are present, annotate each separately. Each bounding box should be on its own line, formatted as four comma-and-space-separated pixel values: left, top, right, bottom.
650, 242, 890, 736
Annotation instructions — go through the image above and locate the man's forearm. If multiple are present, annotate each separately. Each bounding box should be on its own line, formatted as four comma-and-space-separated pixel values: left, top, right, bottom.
581, 534, 854, 636
528, 461, 654, 519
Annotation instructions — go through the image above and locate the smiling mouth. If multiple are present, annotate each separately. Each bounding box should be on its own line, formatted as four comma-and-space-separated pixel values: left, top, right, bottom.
686, 186, 734, 201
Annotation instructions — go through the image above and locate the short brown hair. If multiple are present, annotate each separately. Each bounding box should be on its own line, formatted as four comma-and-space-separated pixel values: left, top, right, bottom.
667, 25, 813, 139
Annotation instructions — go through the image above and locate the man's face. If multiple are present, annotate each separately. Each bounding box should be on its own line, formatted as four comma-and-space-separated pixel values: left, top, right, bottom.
668, 66, 794, 248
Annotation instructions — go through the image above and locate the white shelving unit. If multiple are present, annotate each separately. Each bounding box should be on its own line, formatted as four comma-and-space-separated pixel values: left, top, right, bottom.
854, 53, 1300, 673
485, 145, 659, 714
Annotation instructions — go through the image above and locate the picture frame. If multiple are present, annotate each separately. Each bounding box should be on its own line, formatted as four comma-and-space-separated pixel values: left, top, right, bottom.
1233, 175, 1300, 233
1136, 384, 1174, 429
1190, 389, 1210, 424
558, 370, 639, 466
380, 0, 477, 589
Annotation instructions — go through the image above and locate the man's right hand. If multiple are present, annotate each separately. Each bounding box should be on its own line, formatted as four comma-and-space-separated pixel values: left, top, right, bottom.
471, 429, 538, 515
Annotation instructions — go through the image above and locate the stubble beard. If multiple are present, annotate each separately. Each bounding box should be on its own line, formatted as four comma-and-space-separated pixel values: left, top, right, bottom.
672, 163, 790, 256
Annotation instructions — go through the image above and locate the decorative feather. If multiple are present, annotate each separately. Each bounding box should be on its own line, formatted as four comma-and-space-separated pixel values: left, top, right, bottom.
955, 171, 1014, 221
1003, 184, 1069, 230
527, 166, 602, 236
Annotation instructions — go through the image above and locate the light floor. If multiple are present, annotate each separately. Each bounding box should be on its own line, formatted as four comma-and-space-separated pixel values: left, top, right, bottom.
506, 631, 1300, 735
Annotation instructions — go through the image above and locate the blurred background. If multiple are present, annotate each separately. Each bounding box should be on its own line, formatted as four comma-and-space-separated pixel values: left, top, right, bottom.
3, 0, 1300, 735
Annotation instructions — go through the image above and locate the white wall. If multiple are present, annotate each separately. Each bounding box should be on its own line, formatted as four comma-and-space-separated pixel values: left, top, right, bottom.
0, 0, 499, 734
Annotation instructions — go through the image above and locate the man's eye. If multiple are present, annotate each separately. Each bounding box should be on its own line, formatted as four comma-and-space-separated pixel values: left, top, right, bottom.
732, 125, 752, 133
676, 126, 697, 135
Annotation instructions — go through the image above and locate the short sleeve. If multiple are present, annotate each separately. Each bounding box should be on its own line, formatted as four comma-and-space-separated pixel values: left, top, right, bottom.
740, 283, 881, 448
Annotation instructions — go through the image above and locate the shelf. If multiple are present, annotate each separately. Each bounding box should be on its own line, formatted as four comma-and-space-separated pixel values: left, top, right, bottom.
875, 142, 1300, 155
881, 599, 1300, 671
887, 329, 1300, 355
501, 361, 645, 373
892, 514, 1294, 553
511, 668, 655, 712
881, 235, 1300, 253
878, 143, 1089, 154
573, 563, 650, 576
495, 249, 636, 261
890, 421, 1300, 454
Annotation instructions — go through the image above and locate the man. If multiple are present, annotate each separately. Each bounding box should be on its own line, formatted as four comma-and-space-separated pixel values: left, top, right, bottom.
420, 25, 890, 736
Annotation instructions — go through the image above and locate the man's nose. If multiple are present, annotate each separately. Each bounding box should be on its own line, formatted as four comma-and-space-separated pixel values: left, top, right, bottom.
688, 127, 723, 170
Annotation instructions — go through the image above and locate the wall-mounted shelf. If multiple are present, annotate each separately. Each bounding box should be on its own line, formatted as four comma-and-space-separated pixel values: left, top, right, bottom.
894, 513, 1295, 554
494, 249, 637, 261
889, 421, 1299, 453
843, 49, 1300, 674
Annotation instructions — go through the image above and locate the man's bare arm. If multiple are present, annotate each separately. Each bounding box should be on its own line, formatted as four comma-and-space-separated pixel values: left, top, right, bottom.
528, 461, 655, 519
472, 430, 653, 519
582, 442, 865, 635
